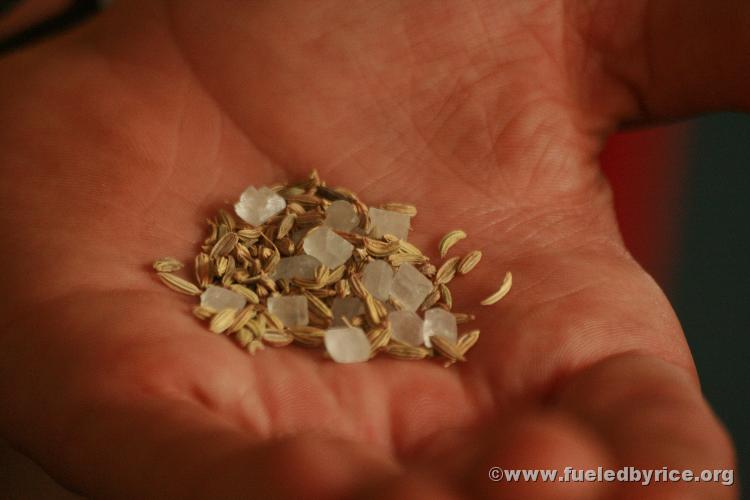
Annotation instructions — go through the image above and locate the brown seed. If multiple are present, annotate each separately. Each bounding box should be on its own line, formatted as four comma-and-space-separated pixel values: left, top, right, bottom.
277, 213, 296, 240
384, 343, 431, 360
157, 272, 202, 296
237, 228, 263, 241
480, 272, 513, 305
194, 253, 211, 288
229, 284, 260, 304
438, 230, 467, 258
289, 326, 326, 346
382, 202, 417, 217
364, 238, 400, 257
262, 329, 294, 347
431, 335, 466, 363
435, 256, 460, 284
153, 257, 184, 273
209, 308, 237, 334
453, 312, 476, 324
210, 232, 239, 259
229, 305, 257, 333
457, 250, 482, 275
304, 291, 333, 319
457, 329, 480, 354
420, 287, 441, 311
364, 294, 383, 325
367, 325, 392, 355
236, 327, 253, 347
192, 306, 215, 320
439, 283, 453, 309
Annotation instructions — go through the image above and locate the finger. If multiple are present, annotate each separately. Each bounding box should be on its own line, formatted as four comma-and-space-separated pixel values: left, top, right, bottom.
575, 0, 750, 122
556, 353, 737, 498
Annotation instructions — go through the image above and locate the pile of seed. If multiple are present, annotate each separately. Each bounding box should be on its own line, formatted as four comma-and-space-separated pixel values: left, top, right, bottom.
153, 171, 511, 367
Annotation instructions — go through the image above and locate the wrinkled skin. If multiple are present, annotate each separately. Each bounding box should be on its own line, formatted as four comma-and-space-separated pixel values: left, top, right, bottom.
0, 1, 744, 498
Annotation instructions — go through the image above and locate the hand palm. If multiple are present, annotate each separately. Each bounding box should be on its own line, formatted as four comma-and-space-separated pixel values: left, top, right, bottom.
0, 1, 735, 498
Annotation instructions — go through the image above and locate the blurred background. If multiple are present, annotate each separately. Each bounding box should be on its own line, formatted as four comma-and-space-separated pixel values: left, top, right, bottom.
0, 1, 748, 498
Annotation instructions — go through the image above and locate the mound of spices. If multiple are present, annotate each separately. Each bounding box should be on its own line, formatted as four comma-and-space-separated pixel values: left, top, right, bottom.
153, 171, 511, 366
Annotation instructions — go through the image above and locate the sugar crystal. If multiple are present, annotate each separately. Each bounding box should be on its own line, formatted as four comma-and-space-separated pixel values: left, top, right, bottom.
234, 186, 286, 226
422, 307, 457, 348
389, 263, 433, 311
268, 295, 309, 327
362, 260, 394, 301
388, 310, 423, 346
302, 226, 353, 269
324, 326, 371, 363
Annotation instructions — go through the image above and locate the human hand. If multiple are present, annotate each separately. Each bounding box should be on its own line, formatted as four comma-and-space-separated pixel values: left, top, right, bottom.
0, 1, 742, 498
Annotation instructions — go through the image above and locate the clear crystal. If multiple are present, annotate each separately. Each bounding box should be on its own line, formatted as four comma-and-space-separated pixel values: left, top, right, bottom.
331, 297, 364, 326
422, 307, 457, 348
200, 285, 246, 311
273, 255, 321, 280
368, 207, 411, 241
361, 260, 394, 301
324, 200, 360, 232
388, 310, 423, 346
268, 295, 309, 327
302, 226, 353, 269
324, 326, 371, 363
390, 263, 433, 311
234, 186, 286, 226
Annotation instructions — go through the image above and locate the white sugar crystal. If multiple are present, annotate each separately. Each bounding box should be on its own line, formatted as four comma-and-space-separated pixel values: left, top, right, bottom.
268, 295, 309, 327
368, 207, 411, 241
422, 307, 457, 348
324, 326, 371, 363
324, 200, 360, 232
388, 310, 423, 346
302, 226, 353, 269
331, 297, 364, 326
200, 285, 246, 311
234, 186, 286, 226
273, 255, 321, 280
390, 263, 433, 311
362, 260, 394, 301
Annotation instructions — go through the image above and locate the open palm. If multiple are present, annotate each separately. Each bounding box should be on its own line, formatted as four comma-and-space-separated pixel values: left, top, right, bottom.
0, 1, 740, 498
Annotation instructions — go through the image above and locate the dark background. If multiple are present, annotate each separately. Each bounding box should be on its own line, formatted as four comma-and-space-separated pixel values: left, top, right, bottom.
0, 2, 748, 498
672, 113, 750, 495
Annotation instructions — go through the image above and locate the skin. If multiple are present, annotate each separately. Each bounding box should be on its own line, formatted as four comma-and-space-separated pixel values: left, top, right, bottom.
0, 0, 747, 498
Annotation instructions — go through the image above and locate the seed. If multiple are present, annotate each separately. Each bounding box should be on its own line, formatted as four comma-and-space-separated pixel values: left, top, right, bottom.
384, 343, 431, 360
431, 335, 465, 364
457, 329, 480, 354
435, 256, 460, 284
277, 213, 296, 239
438, 229, 466, 258
192, 306, 215, 320
364, 294, 383, 325
194, 253, 211, 288
289, 326, 326, 346
439, 283, 452, 309
262, 329, 294, 347
153, 257, 184, 272
480, 271, 513, 305
457, 250, 482, 275
420, 288, 441, 311
247, 339, 265, 354
381, 202, 417, 216
157, 272, 202, 296
210, 232, 239, 259
229, 306, 257, 333
304, 291, 333, 319
209, 308, 237, 334
367, 326, 391, 355
453, 312, 476, 324
236, 327, 253, 347
364, 238, 400, 257
229, 284, 260, 304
